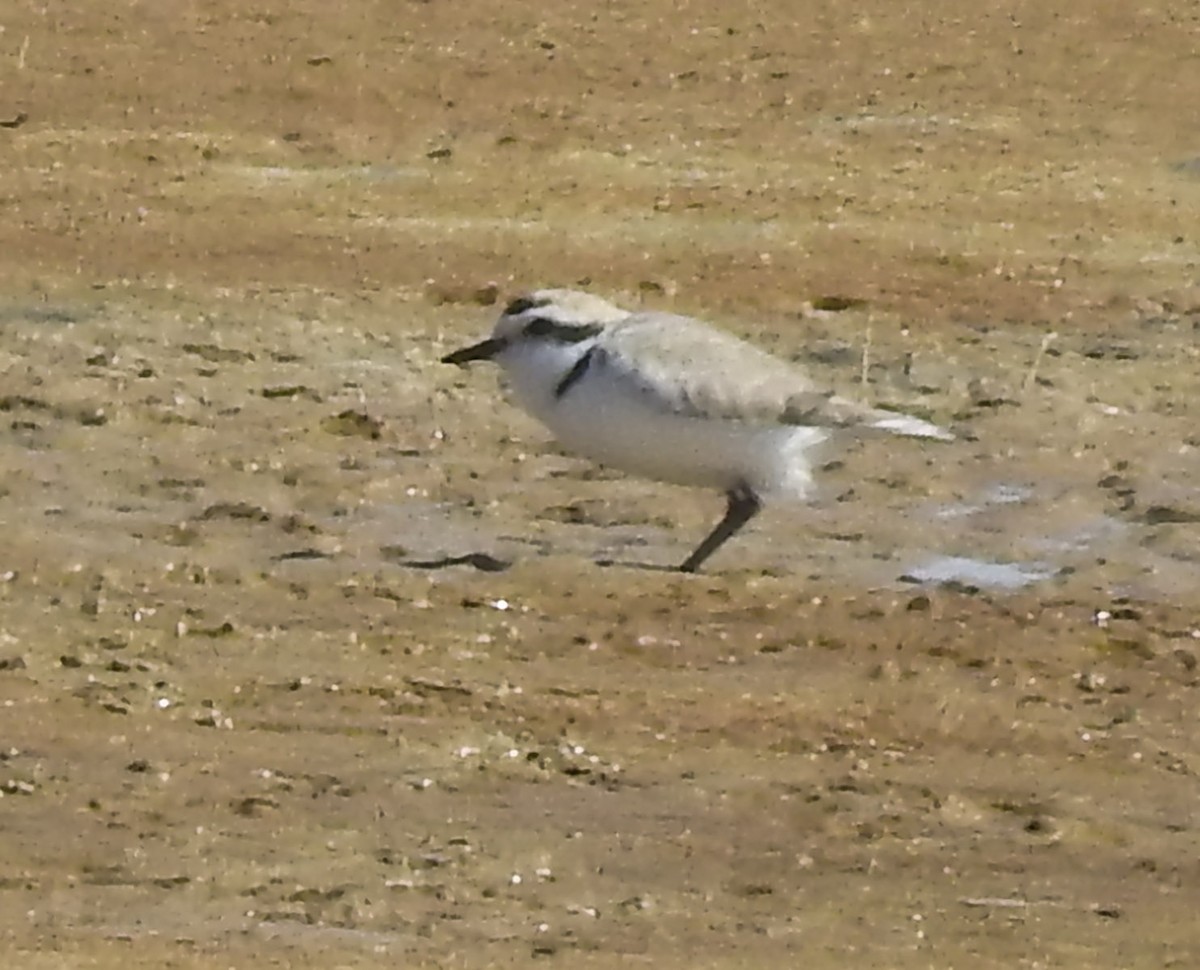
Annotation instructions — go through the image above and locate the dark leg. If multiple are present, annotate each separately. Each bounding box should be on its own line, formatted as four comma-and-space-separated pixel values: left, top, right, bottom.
678, 485, 762, 573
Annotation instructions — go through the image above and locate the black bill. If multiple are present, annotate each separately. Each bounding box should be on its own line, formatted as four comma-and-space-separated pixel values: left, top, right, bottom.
441, 337, 507, 366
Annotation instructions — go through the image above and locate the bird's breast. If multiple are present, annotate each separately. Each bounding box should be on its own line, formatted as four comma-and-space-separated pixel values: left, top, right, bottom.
511, 357, 823, 495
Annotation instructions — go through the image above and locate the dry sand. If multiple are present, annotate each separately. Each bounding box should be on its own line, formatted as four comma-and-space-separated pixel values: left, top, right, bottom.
1, 2, 1198, 966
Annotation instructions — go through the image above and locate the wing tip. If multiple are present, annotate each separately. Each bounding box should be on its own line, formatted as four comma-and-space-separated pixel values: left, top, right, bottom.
869, 413, 955, 441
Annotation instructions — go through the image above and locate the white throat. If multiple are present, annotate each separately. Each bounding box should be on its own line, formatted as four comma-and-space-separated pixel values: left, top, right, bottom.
496, 334, 599, 421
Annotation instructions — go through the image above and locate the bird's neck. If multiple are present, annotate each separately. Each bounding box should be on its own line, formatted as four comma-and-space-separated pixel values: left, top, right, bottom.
500, 338, 596, 417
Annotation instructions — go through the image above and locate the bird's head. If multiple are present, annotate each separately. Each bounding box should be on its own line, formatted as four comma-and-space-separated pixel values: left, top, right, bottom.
441, 289, 629, 366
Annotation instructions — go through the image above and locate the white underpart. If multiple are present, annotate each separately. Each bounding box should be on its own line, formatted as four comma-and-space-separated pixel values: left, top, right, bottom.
499, 338, 826, 499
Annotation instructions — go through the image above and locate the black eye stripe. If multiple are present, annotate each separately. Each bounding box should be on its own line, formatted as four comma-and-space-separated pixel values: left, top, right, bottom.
522, 316, 603, 342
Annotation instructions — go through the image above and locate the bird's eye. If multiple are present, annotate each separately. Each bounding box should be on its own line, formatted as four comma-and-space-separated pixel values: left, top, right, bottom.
523, 316, 556, 337
522, 318, 604, 342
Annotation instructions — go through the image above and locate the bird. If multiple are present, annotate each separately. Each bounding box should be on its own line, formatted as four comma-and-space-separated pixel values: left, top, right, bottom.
441, 288, 951, 573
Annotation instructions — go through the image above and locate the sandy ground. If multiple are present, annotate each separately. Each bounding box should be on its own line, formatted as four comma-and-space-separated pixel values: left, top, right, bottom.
1, 1, 1199, 966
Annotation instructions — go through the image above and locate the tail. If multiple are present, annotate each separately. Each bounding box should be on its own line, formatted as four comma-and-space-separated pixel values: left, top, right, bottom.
867, 409, 954, 441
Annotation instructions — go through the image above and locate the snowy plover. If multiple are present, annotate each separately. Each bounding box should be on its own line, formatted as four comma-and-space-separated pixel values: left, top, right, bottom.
442, 289, 951, 572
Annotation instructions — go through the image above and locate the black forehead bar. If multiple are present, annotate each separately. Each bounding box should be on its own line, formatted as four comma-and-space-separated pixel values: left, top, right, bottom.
522, 316, 604, 342
503, 295, 549, 316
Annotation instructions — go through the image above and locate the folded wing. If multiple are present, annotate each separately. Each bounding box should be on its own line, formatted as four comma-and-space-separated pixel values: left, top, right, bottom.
599, 311, 951, 440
